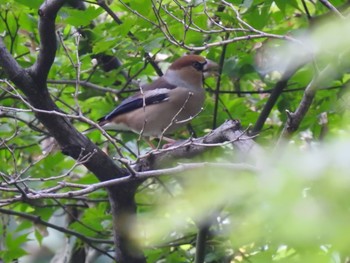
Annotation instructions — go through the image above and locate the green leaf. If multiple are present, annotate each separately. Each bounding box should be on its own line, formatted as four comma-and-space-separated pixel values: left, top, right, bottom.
274, 0, 286, 13
14, 0, 41, 9
64, 6, 103, 27
34, 228, 44, 246
1, 233, 29, 262
143, 37, 165, 53
242, 0, 253, 9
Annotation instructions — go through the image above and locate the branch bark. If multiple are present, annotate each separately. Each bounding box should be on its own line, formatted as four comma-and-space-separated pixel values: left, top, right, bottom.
251, 77, 289, 134
279, 65, 336, 141
194, 224, 210, 263
0, 2, 261, 262
0, 1, 145, 262
137, 120, 259, 171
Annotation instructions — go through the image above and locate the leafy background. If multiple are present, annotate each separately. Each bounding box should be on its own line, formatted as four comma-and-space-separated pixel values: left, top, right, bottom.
1, 0, 350, 262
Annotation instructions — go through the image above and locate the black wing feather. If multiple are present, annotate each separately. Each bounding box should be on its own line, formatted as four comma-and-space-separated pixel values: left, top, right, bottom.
98, 93, 169, 122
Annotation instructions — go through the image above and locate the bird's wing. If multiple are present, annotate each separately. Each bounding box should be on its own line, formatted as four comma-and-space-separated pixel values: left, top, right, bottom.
98, 78, 177, 122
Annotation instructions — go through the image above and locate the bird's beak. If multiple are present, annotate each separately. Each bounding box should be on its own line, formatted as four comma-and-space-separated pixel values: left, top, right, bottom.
203, 60, 219, 77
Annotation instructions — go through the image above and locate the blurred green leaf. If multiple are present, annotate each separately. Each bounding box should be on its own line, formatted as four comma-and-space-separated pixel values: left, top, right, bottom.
1, 233, 29, 262
2, 0, 350, 262
64, 6, 103, 27
14, 0, 41, 9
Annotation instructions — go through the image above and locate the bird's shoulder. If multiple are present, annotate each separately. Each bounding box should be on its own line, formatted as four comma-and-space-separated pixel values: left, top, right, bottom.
141, 77, 177, 92
98, 77, 178, 122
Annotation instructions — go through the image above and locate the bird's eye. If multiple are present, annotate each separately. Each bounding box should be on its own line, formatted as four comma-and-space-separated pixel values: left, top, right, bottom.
192, 61, 205, 71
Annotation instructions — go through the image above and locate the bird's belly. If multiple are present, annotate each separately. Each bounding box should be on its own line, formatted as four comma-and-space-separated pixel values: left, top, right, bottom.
124, 91, 205, 137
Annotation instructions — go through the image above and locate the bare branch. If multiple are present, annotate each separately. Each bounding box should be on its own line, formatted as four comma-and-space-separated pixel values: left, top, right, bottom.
3, 161, 255, 201
251, 77, 290, 134
137, 120, 259, 170
96, 0, 163, 77
318, 0, 345, 18
0, 1, 145, 262
47, 79, 124, 94
278, 64, 337, 142
0, 207, 115, 259
212, 33, 228, 129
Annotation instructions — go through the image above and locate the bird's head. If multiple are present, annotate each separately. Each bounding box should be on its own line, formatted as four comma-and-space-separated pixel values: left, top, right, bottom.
164, 55, 218, 89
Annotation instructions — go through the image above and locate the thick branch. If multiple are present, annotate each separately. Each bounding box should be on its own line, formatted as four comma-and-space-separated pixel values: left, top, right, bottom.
30, 0, 65, 84
194, 225, 210, 263
0, 1, 145, 262
252, 77, 289, 134
137, 120, 258, 170
0, 40, 30, 87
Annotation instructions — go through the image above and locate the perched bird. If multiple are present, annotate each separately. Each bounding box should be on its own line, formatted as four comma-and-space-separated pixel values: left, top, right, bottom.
97, 55, 218, 138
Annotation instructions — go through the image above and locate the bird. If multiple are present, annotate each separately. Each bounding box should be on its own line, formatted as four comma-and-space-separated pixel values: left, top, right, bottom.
96, 55, 218, 139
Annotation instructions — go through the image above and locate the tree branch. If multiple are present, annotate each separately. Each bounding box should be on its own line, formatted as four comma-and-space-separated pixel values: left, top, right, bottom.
0, 207, 114, 260
30, 0, 65, 84
251, 77, 289, 134
212, 33, 228, 129
96, 0, 163, 77
318, 0, 345, 18
47, 79, 132, 94
137, 120, 259, 170
279, 65, 335, 140
0, 1, 146, 262
194, 224, 210, 263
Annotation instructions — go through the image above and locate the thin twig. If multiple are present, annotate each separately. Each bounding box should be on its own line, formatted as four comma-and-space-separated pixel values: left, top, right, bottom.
318, 0, 345, 18
0, 208, 115, 259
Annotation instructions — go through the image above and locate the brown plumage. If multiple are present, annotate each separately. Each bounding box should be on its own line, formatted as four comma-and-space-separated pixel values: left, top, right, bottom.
98, 55, 218, 137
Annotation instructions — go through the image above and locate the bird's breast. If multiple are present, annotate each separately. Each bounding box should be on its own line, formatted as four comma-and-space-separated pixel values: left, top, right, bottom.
115, 87, 205, 137
168, 87, 205, 115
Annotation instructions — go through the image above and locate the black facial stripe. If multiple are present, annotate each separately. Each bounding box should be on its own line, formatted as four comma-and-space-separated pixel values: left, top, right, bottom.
192, 60, 207, 71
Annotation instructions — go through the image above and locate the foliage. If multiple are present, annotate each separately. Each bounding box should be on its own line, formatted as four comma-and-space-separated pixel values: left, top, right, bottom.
1, 0, 350, 262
